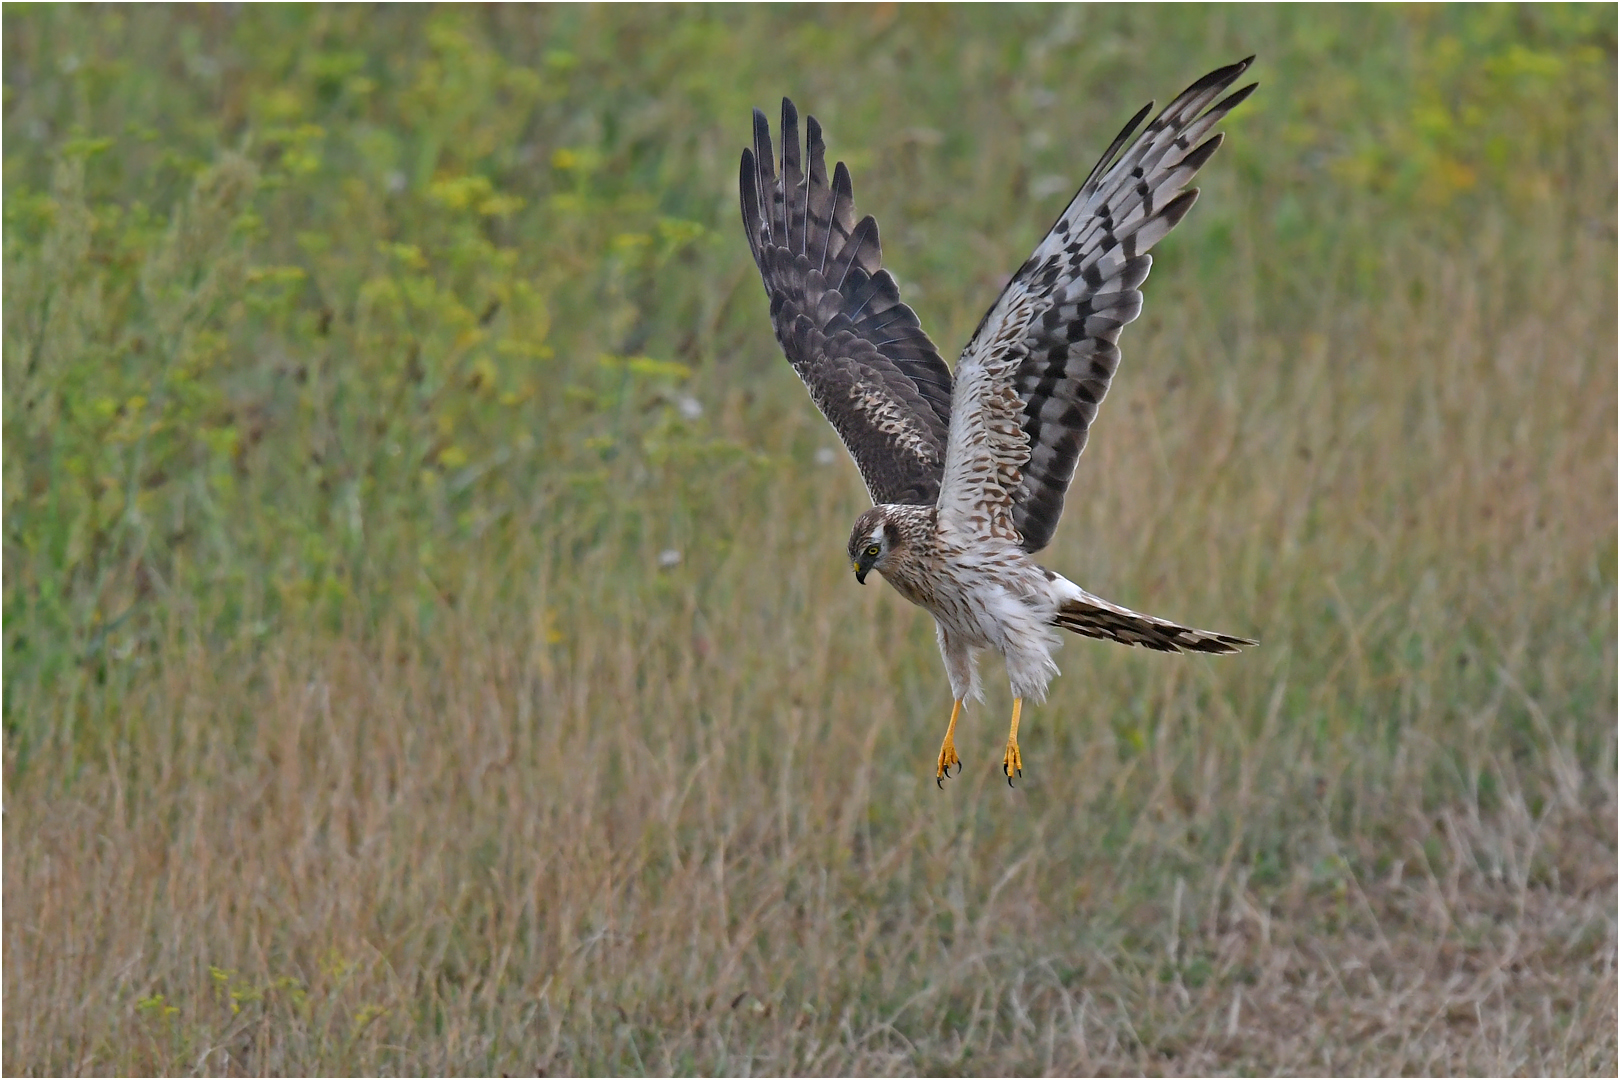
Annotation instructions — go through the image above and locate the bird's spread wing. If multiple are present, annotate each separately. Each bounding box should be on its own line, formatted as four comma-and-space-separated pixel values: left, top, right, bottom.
938, 59, 1257, 550
741, 100, 954, 506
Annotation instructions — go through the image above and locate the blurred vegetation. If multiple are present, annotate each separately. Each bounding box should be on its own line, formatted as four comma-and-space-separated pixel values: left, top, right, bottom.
3, 4, 1615, 1074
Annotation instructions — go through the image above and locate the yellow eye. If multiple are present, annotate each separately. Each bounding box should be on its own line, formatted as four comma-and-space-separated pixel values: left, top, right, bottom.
866, 544, 880, 557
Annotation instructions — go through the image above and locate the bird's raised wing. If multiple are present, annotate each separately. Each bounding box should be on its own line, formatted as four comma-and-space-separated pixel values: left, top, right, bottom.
741, 99, 954, 506
938, 59, 1257, 550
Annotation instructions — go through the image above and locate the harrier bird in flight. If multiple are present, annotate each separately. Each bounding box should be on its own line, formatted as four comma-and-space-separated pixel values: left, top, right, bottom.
740, 59, 1258, 786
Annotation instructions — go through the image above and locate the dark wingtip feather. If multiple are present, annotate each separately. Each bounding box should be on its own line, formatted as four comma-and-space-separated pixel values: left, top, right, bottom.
739, 149, 759, 233
752, 107, 775, 184
1215, 81, 1259, 115
1162, 56, 1254, 121
1178, 132, 1224, 174
817, 159, 855, 274
831, 214, 880, 291
1204, 55, 1255, 86
1155, 187, 1200, 233
805, 114, 828, 183
1081, 100, 1154, 192
832, 160, 853, 200
1187, 631, 1258, 654
779, 98, 800, 171
1120, 99, 1154, 141
779, 99, 805, 252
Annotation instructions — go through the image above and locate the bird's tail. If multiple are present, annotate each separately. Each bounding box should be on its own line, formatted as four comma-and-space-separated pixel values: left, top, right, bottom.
1052, 586, 1256, 655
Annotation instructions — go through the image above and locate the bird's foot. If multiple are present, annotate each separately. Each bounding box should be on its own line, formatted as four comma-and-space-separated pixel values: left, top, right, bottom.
1002, 737, 1023, 785
936, 736, 960, 786
936, 699, 963, 787
1002, 696, 1024, 787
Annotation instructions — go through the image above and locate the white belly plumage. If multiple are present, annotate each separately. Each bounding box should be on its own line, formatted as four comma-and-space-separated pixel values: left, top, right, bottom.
880, 532, 1076, 705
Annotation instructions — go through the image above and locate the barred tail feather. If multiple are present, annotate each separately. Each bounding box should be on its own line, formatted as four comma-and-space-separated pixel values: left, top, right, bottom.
1053, 589, 1255, 655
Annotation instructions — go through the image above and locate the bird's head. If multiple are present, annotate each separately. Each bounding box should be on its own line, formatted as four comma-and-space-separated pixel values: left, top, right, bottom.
848, 505, 902, 585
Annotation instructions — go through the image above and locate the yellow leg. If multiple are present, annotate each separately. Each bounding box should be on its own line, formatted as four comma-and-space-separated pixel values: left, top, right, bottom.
1002, 697, 1024, 784
936, 699, 962, 787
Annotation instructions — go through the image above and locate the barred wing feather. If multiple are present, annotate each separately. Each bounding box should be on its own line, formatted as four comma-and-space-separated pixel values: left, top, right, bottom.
941, 59, 1258, 551
740, 100, 954, 506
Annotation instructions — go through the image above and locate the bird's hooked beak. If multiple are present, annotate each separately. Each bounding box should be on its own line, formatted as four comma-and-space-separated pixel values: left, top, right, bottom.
853, 556, 872, 585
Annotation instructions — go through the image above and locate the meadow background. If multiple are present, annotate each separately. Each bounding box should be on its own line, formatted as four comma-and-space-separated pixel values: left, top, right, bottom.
4, 4, 1615, 1074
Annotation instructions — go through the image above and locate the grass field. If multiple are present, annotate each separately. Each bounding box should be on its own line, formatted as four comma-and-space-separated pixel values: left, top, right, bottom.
4, 5, 1616, 1075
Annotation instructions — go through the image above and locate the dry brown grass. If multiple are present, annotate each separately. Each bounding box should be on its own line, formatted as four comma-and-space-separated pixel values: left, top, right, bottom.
7, 220, 1614, 1074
